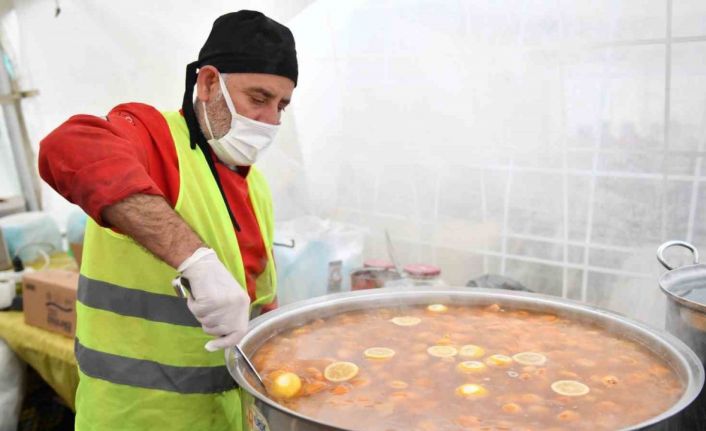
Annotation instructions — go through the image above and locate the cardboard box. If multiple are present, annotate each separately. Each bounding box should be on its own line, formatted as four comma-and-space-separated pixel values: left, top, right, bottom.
23, 270, 79, 337
69, 242, 83, 268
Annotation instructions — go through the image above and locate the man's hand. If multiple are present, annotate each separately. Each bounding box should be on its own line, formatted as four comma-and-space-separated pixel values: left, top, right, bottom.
178, 248, 251, 351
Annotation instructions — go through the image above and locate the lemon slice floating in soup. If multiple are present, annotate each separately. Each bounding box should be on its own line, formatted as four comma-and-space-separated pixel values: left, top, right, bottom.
455, 383, 488, 399
427, 304, 448, 312
364, 347, 396, 359
390, 316, 422, 326
389, 380, 409, 389
551, 380, 590, 397
324, 362, 360, 382
485, 354, 513, 367
427, 345, 458, 358
512, 352, 547, 366
457, 361, 487, 374
267, 371, 302, 399
459, 344, 485, 359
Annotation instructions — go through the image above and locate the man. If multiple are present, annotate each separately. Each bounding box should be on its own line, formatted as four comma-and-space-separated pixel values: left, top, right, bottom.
38, 11, 297, 430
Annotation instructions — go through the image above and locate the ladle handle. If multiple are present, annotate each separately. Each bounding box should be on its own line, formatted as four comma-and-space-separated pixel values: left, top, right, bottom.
234, 344, 266, 389
385, 230, 403, 277
657, 241, 700, 271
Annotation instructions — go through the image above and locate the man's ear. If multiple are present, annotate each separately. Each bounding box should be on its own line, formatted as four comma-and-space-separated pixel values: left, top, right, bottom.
195, 66, 220, 103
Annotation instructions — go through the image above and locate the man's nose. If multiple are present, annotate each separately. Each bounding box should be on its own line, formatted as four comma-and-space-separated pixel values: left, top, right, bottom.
257, 106, 280, 125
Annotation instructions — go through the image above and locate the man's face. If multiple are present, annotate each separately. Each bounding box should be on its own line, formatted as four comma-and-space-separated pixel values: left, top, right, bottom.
196, 67, 295, 140
223, 73, 294, 125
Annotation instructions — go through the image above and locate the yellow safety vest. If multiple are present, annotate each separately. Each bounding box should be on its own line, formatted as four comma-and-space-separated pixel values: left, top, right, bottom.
74, 111, 276, 431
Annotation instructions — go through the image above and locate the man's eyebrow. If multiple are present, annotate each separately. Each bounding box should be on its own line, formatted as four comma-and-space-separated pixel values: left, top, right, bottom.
246, 87, 290, 104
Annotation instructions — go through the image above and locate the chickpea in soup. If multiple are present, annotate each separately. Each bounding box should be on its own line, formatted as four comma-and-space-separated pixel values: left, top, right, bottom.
252, 304, 683, 431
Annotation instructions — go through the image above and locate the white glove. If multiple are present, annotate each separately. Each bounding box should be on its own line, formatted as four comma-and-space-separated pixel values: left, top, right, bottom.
178, 247, 251, 352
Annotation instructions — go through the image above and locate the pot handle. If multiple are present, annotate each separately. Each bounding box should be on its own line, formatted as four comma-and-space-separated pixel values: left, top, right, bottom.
657, 241, 700, 270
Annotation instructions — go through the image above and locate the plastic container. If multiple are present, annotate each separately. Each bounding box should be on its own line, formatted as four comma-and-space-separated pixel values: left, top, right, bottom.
0, 212, 62, 263
0, 280, 14, 309
273, 217, 365, 305
350, 259, 400, 291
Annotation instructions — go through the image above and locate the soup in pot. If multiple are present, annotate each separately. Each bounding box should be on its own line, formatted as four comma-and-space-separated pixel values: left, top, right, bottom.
252, 303, 683, 431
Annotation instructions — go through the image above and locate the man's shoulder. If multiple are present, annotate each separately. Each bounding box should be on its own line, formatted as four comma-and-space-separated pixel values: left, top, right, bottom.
107, 102, 183, 139
102, 102, 184, 167
108, 102, 174, 125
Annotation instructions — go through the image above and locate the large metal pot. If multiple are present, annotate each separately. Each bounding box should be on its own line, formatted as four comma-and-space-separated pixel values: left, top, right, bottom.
226, 287, 705, 431
657, 241, 706, 427
657, 241, 706, 365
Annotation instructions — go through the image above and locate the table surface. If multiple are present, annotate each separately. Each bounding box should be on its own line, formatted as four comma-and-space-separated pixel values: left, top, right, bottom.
0, 310, 77, 410
0, 252, 79, 411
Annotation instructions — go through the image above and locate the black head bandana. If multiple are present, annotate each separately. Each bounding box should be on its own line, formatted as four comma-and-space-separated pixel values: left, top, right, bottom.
182, 10, 298, 150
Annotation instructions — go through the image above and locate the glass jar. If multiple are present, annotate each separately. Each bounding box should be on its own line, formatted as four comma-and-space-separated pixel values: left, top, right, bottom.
402, 263, 446, 287
350, 259, 401, 291
363, 259, 395, 270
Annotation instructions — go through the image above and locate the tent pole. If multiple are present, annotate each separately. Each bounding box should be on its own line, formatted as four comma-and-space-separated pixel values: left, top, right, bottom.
0, 49, 40, 211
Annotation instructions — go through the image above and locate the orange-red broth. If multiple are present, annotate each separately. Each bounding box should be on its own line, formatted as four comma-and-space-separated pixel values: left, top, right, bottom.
252, 304, 683, 431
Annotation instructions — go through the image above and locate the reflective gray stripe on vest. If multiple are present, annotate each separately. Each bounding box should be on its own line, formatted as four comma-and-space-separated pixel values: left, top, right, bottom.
75, 339, 236, 394
78, 275, 200, 327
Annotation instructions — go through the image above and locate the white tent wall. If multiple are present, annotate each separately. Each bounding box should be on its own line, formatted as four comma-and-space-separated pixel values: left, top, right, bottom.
7, 0, 706, 327
11, 0, 315, 227
288, 0, 706, 327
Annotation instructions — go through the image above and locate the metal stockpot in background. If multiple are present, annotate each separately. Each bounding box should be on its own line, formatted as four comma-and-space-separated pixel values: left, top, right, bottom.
657, 241, 706, 428
657, 241, 706, 365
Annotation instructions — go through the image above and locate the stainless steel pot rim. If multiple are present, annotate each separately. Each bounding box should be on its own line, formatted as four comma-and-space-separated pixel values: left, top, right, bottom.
228, 287, 705, 431
659, 264, 706, 313
657, 240, 706, 312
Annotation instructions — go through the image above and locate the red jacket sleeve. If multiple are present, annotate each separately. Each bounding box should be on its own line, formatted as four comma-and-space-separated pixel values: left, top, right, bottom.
38, 103, 179, 226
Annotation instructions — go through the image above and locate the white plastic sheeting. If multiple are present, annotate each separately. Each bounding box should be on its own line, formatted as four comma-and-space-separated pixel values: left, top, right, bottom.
6, 0, 706, 326
288, 0, 706, 327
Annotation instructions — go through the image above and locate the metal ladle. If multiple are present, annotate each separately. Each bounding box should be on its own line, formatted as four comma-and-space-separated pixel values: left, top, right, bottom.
232, 344, 266, 389
385, 229, 403, 278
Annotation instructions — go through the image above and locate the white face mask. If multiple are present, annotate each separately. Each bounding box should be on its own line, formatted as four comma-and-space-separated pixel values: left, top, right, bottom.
202, 74, 279, 167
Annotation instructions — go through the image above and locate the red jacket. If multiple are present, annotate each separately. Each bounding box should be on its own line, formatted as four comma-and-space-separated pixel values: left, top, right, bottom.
39, 102, 275, 311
